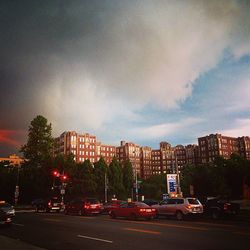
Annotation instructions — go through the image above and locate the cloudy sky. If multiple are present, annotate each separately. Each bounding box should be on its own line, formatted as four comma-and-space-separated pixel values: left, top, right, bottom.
1, 0, 250, 156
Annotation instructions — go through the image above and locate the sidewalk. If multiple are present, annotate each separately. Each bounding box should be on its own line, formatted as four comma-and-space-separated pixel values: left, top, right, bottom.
0, 235, 45, 250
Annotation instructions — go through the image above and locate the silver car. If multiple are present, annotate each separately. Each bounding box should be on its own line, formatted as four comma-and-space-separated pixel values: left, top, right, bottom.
152, 197, 203, 220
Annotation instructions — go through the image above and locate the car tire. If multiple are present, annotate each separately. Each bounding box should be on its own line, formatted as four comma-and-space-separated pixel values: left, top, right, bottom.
130, 213, 137, 221
211, 210, 219, 220
78, 209, 83, 216
110, 211, 116, 219
176, 211, 183, 221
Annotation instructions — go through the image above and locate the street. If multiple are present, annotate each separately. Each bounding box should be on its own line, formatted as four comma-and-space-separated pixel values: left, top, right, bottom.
1, 211, 250, 250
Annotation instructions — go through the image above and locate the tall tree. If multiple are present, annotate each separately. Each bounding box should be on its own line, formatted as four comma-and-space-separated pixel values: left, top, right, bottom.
68, 160, 96, 197
94, 157, 108, 201
20, 115, 54, 166
122, 159, 133, 198
108, 157, 124, 199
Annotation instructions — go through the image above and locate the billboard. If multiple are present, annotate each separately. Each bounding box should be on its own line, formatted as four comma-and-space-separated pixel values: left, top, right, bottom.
166, 174, 177, 195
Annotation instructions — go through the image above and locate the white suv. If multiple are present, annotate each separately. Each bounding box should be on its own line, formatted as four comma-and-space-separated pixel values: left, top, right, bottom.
152, 197, 203, 220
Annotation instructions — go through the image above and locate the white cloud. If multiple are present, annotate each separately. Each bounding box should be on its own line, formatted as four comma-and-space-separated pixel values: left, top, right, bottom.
39, 0, 250, 136
221, 118, 250, 137
129, 118, 204, 140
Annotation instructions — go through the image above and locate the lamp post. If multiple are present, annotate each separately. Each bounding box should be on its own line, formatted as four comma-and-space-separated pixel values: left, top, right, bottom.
135, 169, 138, 202
14, 166, 20, 206
104, 172, 108, 203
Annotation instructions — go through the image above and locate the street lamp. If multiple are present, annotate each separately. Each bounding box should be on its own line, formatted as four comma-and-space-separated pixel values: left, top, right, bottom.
14, 166, 20, 206
135, 169, 138, 202
104, 172, 108, 203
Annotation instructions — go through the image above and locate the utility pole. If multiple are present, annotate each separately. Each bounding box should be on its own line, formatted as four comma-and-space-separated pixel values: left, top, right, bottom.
175, 155, 181, 196
104, 172, 108, 203
135, 169, 138, 202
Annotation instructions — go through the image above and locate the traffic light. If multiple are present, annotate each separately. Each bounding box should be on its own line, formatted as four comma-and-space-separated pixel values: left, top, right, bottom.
53, 171, 59, 177
61, 175, 68, 181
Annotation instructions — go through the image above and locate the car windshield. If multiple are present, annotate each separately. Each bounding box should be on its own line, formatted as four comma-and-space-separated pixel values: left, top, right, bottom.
86, 198, 99, 204
0, 203, 12, 208
135, 202, 149, 207
187, 198, 200, 205
51, 198, 60, 202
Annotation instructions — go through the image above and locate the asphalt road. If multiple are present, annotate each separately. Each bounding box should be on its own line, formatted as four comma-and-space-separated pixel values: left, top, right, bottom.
1, 211, 250, 250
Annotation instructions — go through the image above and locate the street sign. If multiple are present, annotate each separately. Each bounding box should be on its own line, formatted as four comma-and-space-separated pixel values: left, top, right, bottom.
60, 189, 65, 195
166, 174, 177, 195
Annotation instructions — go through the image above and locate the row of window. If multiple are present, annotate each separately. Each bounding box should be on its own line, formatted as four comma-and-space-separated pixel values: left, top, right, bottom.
79, 144, 95, 149
79, 137, 96, 143
79, 157, 95, 163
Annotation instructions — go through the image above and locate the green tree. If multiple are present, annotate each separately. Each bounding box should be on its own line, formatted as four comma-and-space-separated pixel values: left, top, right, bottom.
20, 115, 54, 166
141, 174, 166, 200
94, 157, 108, 201
108, 157, 124, 199
68, 160, 96, 197
122, 159, 133, 198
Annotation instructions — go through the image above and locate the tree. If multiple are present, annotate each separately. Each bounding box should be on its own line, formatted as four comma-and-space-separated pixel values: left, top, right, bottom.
68, 160, 96, 197
141, 174, 166, 200
20, 115, 54, 166
122, 159, 133, 198
94, 157, 108, 201
108, 157, 125, 199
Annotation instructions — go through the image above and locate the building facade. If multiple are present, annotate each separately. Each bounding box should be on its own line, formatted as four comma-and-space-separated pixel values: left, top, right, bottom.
0, 154, 24, 166
116, 141, 141, 178
54, 131, 115, 164
198, 134, 250, 164
54, 131, 250, 180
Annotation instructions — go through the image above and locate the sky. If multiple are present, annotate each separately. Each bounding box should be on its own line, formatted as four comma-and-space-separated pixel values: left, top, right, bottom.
1, 0, 250, 157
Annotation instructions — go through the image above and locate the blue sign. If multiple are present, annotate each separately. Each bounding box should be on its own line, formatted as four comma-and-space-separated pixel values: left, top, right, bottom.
169, 181, 176, 192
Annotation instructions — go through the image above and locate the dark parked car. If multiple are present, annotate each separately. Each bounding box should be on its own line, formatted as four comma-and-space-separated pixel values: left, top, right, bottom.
65, 198, 103, 216
34, 197, 62, 212
0, 201, 15, 225
109, 201, 156, 220
203, 197, 240, 219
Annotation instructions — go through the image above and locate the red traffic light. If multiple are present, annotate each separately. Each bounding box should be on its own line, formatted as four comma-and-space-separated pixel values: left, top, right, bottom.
53, 171, 59, 177
61, 175, 68, 181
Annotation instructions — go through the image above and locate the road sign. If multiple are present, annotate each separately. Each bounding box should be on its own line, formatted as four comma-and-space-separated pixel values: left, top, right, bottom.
166, 174, 177, 195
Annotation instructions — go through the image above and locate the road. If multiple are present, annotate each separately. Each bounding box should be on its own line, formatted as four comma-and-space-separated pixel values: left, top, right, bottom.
1, 211, 250, 250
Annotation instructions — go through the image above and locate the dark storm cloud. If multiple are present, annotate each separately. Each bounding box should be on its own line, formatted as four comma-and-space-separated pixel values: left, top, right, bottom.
1, 0, 250, 157
0, 0, 113, 125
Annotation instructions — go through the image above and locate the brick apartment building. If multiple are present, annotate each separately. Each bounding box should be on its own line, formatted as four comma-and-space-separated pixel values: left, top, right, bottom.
0, 154, 24, 166
54, 131, 115, 165
54, 131, 250, 180
198, 134, 250, 163
116, 141, 141, 177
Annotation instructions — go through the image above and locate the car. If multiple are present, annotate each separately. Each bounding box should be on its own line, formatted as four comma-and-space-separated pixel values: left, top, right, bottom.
35, 197, 62, 212
152, 197, 203, 220
109, 201, 156, 220
102, 200, 125, 214
142, 199, 159, 206
203, 197, 240, 219
0, 201, 15, 225
64, 197, 103, 216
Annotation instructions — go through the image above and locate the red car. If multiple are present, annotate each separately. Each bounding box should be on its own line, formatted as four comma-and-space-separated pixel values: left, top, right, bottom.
65, 198, 103, 216
109, 201, 156, 220
102, 200, 125, 214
